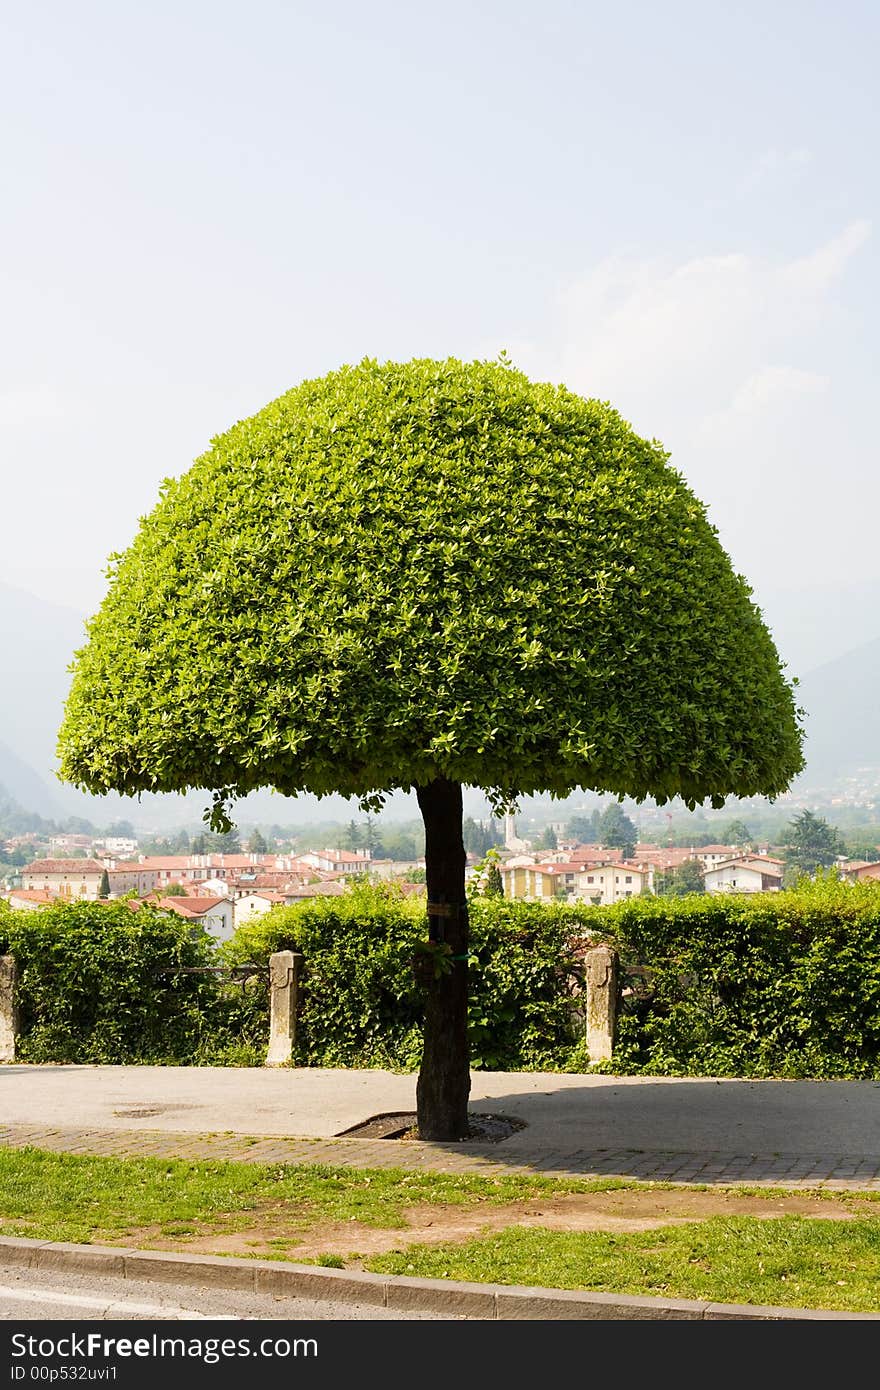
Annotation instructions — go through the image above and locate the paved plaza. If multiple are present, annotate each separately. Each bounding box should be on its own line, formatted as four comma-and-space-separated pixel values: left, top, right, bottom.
3, 1065, 880, 1188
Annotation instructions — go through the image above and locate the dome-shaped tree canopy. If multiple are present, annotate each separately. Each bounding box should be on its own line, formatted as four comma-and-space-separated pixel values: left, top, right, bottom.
57, 357, 803, 810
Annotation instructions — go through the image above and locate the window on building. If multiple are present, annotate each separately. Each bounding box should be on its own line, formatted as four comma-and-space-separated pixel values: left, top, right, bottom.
625, 875, 632, 883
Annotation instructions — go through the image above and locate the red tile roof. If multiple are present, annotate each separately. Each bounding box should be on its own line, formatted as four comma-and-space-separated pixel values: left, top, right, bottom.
156, 896, 228, 917
24, 859, 106, 874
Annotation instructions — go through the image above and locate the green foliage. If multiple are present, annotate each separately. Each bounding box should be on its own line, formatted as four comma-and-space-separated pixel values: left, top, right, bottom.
782, 810, 843, 877
654, 857, 705, 897
590, 878, 880, 1077
246, 827, 268, 854
723, 818, 753, 848
566, 812, 600, 843
598, 801, 637, 858
58, 357, 803, 816
221, 885, 587, 1071
0, 900, 246, 1064
98, 869, 110, 899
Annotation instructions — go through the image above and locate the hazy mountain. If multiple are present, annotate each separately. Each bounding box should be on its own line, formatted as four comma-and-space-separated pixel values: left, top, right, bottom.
0, 582, 85, 783
793, 635, 880, 785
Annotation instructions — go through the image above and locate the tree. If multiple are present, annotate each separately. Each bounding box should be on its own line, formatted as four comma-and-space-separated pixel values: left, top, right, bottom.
56, 356, 804, 1140
655, 857, 705, 897
484, 861, 504, 897
723, 818, 752, 848
599, 802, 638, 860
340, 819, 360, 851
247, 827, 268, 854
783, 810, 844, 878
105, 819, 135, 838
97, 868, 110, 898
535, 824, 558, 850
566, 812, 599, 844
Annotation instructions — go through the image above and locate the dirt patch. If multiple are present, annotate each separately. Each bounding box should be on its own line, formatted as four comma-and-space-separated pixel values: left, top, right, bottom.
110, 1188, 875, 1266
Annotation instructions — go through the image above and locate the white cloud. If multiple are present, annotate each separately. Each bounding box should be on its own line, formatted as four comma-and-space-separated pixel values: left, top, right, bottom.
783, 219, 871, 293
555, 220, 870, 442
737, 147, 812, 196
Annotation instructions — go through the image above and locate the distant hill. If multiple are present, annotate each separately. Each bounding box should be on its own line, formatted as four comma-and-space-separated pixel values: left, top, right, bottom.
0, 582, 85, 782
794, 635, 880, 784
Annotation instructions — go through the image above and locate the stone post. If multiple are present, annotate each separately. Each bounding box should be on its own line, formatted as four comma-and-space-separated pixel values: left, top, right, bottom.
266, 950, 302, 1067
0, 956, 18, 1063
585, 944, 617, 1063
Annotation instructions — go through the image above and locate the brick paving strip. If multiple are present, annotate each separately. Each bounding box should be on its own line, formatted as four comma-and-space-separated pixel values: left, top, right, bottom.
4, 1123, 880, 1189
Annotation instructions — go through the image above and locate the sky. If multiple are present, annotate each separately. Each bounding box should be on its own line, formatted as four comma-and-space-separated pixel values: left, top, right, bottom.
2, 0, 878, 681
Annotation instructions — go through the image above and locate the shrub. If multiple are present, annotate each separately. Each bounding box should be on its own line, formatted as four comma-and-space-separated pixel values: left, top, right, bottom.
590, 877, 880, 1077
0, 899, 252, 1064
221, 884, 589, 1070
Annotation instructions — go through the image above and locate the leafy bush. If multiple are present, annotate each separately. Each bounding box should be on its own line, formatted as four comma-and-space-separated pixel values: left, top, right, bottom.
8, 880, 880, 1078
590, 877, 880, 1077
0, 899, 261, 1064
221, 884, 588, 1070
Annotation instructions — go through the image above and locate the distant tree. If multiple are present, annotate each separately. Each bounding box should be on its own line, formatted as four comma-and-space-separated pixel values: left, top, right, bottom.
190, 833, 206, 855
169, 828, 190, 853
599, 802, 637, 859
247, 827, 268, 854
62, 817, 94, 835
723, 818, 752, 847
383, 831, 418, 861
97, 868, 110, 898
535, 824, 558, 850
483, 861, 504, 897
782, 810, 844, 877
462, 817, 485, 855
566, 812, 599, 843
204, 826, 241, 855
105, 819, 135, 838
162, 882, 188, 896
844, 837, 880, 863
655, 858, 705, 897
340, 819, 360, 851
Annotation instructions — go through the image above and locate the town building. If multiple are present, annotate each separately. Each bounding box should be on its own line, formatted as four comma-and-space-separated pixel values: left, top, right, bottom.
22, 858, 107, 900
704, 856, 784, 893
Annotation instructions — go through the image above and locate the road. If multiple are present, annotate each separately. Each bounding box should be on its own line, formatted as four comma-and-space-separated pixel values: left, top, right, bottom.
0, 1262, 459, 1320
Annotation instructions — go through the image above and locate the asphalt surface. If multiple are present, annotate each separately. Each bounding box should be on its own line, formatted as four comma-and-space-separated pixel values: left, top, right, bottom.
0, 1264, 455, 1320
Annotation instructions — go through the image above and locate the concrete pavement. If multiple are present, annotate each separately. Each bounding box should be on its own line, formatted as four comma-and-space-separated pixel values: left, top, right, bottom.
3, 1065, 880, 1187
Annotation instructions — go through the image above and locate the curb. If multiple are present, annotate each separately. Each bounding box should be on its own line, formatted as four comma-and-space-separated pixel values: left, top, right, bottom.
1, 1236, 877, 1321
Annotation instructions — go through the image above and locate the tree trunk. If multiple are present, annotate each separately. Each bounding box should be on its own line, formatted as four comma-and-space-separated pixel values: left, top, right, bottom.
415, 777, 471, 1140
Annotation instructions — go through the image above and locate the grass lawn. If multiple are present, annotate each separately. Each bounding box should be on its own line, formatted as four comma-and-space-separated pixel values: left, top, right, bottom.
365, 1219, 880, 1313
2, 1146, 880, 1312
0, 1146, 625, 1245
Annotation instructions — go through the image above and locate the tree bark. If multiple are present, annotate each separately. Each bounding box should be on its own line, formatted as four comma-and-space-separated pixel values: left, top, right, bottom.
415, 777, 471, 1140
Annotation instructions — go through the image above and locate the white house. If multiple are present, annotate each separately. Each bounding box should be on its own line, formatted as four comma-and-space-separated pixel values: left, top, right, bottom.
704, 856, 784, 894
298, 848, 372, 875
156, 895, 235, 941
233, 891, 286, 927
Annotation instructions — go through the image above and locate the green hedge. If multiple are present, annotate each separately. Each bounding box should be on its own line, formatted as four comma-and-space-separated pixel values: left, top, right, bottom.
221, 884, 588, 1070
591, 877, 880, 1077
6, 879, 880, 1077
0, 899, 263, 1064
